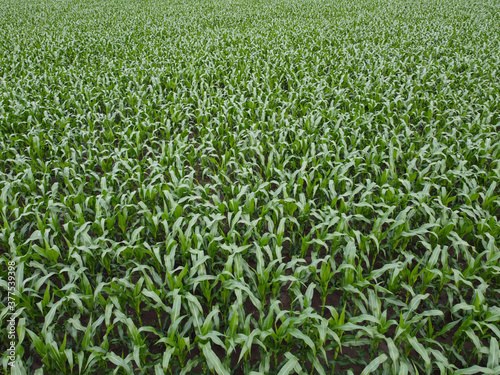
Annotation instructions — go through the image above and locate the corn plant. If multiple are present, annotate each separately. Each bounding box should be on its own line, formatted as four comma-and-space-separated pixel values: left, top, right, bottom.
1, 0, 500, 373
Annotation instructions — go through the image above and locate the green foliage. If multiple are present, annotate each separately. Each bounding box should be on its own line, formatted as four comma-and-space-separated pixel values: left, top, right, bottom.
0, 0, 499, 373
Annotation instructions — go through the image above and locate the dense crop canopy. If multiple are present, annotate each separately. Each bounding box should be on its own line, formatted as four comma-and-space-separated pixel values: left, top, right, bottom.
1, 0, 499, 374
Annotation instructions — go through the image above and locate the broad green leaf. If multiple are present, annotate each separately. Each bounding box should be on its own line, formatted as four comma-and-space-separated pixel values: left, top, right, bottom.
201, 343, 229, 375
360, 354, 388, 375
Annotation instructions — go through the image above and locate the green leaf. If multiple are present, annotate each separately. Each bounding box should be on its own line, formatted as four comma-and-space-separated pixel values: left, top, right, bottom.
277, 352, 301, 375
407, 336, 430, 367
488, 338, 499, 369
360, 354, 388, 375
385, 337, 399, 363
201, 343, 229, 375
106, 352, 132, 373
162, 347, 175, 371
42, 300, 62, 335
289, 328, 316, 354
455, 366, 496, 375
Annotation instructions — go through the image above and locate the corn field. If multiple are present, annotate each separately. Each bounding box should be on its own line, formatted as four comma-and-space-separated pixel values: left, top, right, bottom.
1, 0, 499, 374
